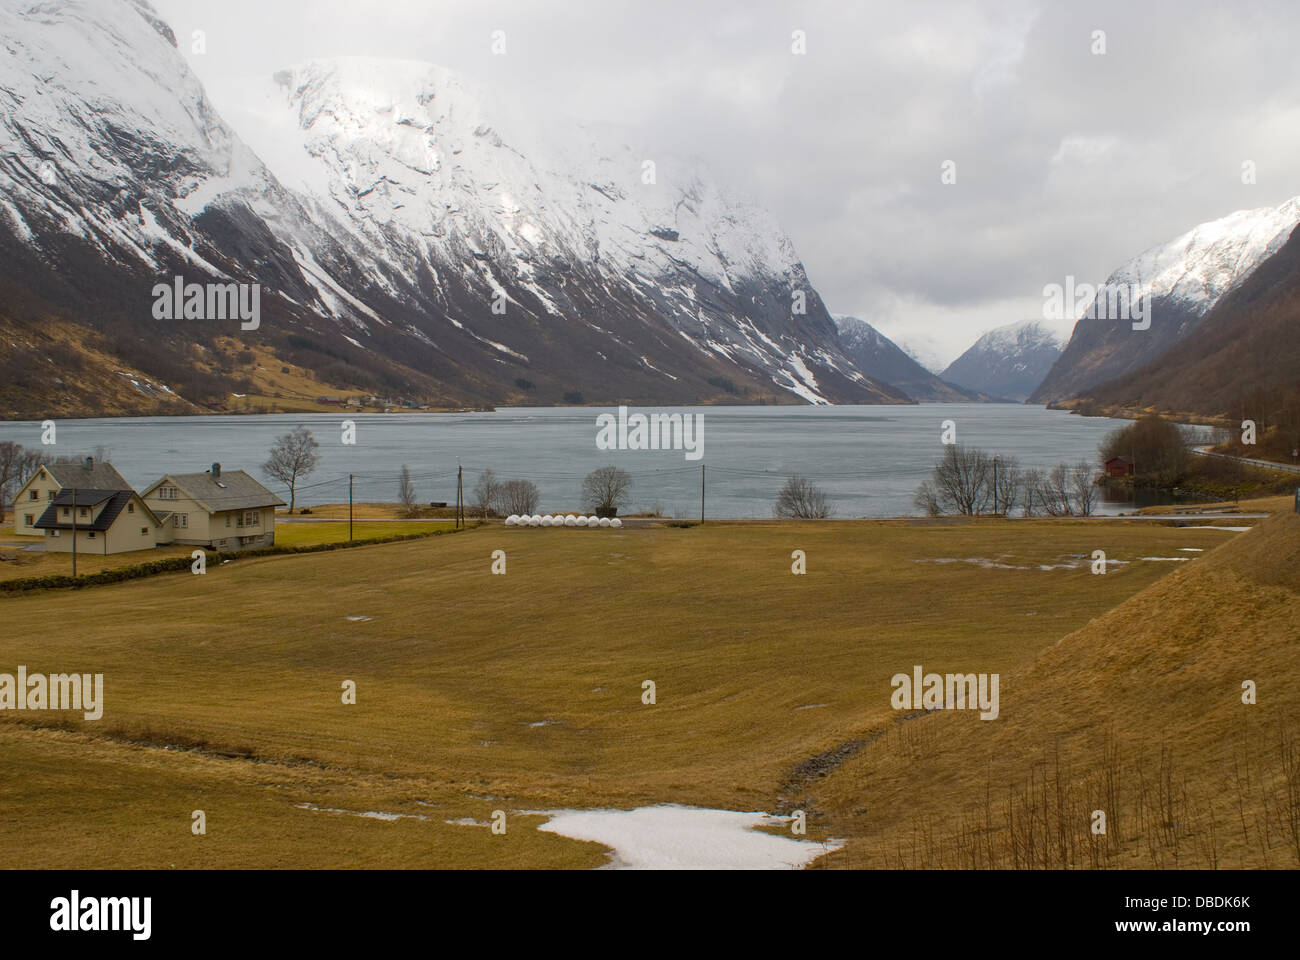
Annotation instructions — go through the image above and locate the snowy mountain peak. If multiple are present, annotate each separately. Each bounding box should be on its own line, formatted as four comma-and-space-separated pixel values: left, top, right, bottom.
1034, 196, 1300, 403
0, 1, 900, 407
942, 320, 1063, 402
1106, 196, 1300, 316
978, 319, 1062, 352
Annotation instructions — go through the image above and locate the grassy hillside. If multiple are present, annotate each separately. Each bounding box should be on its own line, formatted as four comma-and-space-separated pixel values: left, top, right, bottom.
0, 515, 1271, 867
810, 509, 1299, 868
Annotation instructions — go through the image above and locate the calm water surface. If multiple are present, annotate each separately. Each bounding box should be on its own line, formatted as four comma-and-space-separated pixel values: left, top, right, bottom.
0, 405, 1208, 517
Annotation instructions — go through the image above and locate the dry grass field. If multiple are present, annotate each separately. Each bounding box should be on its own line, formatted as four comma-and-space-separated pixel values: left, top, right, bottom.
0, 508, 1291, 868
0, 541, 196, 583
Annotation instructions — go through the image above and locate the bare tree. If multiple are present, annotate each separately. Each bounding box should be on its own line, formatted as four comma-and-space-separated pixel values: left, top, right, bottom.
0, 442, 46, 522
262, 425, 319, 513
774, 476, 831, 519
1070, 461, 1098, 516
472, 469, 501, 519
499, 479, 541, 515
913, 480, 942, 517
919, 445, 993, 516
1020, 468, 1046, 516
581, 465, 633, 515
1043, 463, 1074, 516
398, 465, 418, 517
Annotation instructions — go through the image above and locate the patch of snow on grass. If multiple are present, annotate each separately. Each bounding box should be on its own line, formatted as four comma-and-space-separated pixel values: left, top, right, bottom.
532, 804, 841, 870
296, 802, 427, 822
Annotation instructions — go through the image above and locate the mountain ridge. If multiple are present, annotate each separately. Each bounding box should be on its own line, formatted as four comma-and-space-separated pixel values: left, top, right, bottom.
1031, 196, 1300, 404
0, 0, 907, 416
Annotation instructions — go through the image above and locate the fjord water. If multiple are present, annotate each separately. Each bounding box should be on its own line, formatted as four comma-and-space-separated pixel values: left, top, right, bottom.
0, 405, 1198, 517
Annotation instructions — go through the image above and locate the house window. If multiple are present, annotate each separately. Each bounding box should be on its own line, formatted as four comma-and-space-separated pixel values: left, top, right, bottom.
175, 514, 187, 529
158, 486, 179, 500
61, 507, 70, 518
244, 510, 258, 527
24, 515, 33, 526
141, 527, 148, 536
28, 489, 38, 501
88, 531, 95, 539
226, 515, 231, 528
128, 503, 134, 513
47, 489, 55, 499
79, 507, 88, 518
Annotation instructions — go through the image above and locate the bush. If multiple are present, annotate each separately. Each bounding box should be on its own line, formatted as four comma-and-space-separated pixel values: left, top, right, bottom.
774, 476, 830, 519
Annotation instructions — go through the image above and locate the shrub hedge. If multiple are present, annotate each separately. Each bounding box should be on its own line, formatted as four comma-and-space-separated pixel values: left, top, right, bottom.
0, 523, 480, 595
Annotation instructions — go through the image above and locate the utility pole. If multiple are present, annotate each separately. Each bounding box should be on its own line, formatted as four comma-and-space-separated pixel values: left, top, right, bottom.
70, 486, 77, 578
456, 465, 464, 529
700, 464, 705, 524
348, 474, 353, 542
992, 457, 999, 516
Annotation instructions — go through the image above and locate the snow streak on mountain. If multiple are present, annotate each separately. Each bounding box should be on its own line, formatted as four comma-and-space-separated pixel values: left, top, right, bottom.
0, 0, 904, 408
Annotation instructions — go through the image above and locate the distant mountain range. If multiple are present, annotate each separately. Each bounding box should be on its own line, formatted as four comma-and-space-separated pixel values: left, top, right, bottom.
940, 321, 1062, 402
0, 0, 906, 418
2, 0, 1291, 421
833, 316, 993, 402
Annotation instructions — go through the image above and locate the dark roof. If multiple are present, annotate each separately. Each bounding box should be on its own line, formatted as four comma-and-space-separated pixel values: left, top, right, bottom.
46, 488, 117, 507
42, 459, 131, 490
34, 489, 135, 531
143, 469, 285, 512
1106, 455, 1135, 464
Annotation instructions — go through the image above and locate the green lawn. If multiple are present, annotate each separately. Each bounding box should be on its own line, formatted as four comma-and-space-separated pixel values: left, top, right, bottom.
272, 519, 452, 547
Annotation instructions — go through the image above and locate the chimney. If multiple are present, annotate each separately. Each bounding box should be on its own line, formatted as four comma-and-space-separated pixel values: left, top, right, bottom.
211, 462, 221, 479
83, 456, 93, 471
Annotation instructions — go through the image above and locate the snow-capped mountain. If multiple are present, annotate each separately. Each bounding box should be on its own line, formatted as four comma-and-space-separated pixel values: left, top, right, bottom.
833, 316, 988, 402
0, 0, 903, 410
942, 321, 1063, 402
1031, 197, 1300, 404
1073, 219, 1300, 418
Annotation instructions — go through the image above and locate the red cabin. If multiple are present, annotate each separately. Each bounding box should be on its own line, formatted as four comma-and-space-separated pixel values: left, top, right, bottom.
1105, 456, 1135, 478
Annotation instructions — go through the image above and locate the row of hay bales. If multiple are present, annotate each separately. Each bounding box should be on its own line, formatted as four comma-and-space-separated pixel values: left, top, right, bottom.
505, 514, 623, 528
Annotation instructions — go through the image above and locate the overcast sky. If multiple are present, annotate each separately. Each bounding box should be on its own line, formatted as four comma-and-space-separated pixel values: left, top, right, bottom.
153, 0, 1300, 369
